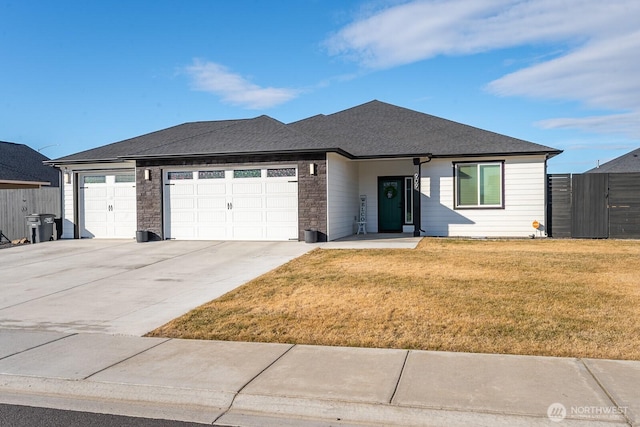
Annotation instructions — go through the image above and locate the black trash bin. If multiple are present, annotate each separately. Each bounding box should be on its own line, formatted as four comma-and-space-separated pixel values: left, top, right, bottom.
304, 229, 317, 243
25, 214, 56, 243
136, 230, 149, 243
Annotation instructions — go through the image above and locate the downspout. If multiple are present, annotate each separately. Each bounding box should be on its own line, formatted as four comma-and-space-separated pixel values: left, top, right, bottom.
413, 155, 432, 237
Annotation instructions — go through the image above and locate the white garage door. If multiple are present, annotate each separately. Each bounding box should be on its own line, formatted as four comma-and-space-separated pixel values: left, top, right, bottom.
164, 166, 298, 241
80, 172, 137, 239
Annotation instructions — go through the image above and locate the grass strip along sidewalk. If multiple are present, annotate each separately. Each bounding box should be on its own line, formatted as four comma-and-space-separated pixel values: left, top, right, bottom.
148, 238, 640, 360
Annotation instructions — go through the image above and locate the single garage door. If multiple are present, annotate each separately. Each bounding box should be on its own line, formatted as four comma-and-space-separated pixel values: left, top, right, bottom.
80, 171, 137, 238
164, 166, 298, 241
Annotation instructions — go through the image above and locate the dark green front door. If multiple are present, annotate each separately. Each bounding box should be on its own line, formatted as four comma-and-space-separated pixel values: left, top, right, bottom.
378, 177, 404, 232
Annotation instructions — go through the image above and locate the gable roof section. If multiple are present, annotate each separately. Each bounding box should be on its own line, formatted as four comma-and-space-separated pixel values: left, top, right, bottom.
289, 100, 561, 158
0, 141, 59, 186
585, 147, 640, 173
49, 100, 561, 164
129, 115, 331, 159
51, 120, 245, 163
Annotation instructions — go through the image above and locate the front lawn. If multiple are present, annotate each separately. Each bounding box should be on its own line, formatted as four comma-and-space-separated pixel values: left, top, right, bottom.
147, 238, 640, 360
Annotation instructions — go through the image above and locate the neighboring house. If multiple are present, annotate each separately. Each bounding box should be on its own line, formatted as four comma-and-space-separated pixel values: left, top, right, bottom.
0, 141, 61, 240
0, 141, 60, 188
585, 147, 640, 173
47, 100, 562, 242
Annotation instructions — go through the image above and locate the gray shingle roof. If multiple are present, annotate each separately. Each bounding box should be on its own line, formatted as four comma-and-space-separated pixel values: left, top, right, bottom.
0, 141, 59, 186
52, 119, 245, 163
49, 100, 561, 164
289, 100, 561, 158
585, 147, 640, 173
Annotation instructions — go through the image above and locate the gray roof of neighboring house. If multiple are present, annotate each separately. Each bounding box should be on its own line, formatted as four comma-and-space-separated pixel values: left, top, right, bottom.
49, 100, 561, 164
0, 141, 60, 186
585, 147, 640, 173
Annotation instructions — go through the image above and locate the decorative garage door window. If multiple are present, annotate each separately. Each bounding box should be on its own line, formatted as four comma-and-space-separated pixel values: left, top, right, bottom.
233, 169, 261, 178
267, 168, 296, 178
167, 171, 193, 180
198, 170, 225, 179
115, 174, 135, 183
84, 175, 106, 184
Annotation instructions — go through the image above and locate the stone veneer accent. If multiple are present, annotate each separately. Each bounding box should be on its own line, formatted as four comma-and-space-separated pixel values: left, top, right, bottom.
136, 154, 327, 242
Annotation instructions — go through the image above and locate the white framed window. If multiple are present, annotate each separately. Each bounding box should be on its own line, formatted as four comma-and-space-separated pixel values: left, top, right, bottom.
454, 162, 504, 208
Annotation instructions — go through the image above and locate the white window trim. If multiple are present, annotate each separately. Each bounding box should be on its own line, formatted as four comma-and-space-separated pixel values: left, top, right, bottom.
454, 161, 504, 209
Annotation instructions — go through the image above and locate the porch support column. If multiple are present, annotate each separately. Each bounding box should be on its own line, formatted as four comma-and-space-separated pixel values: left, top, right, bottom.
413, 155, 432, 237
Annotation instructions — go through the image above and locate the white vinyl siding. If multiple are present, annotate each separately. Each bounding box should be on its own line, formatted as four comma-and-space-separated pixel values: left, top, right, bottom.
61, 174, 75, 239
421, 156, 547, 237
326, 152, 359, 240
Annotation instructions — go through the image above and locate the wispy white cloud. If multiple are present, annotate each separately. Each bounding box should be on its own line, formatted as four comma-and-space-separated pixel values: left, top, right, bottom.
184, 60, 301, 109
326, 0, 640, 139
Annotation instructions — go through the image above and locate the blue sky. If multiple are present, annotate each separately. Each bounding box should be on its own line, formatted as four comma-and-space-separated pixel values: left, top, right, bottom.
2, 0, 639, 173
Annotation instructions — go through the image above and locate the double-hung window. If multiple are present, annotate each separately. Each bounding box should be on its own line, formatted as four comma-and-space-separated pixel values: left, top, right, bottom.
454, 162, 504, 208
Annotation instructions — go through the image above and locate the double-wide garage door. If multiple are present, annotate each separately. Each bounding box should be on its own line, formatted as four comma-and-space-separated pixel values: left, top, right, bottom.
164, 166, 298, 241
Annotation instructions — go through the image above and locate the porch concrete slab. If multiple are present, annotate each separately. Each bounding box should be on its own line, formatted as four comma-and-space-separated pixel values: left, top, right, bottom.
0, 333, 167, 379
0, 239, 312, 335
583, 358, 640, 426
0, 329, 72, 359
318, 233, 421, 249
239, 345, 407, 403
392, 351, 624, 423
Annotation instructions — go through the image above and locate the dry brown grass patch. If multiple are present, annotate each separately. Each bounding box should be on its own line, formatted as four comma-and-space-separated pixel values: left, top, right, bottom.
148, 238, 640, 360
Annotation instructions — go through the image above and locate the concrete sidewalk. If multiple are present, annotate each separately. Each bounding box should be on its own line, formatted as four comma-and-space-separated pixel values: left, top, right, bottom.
0, 330, 637, 426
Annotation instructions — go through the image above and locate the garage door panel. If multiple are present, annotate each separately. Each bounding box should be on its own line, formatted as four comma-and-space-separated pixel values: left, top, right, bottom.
171, 211, 195, 223
81, 172, 136, 239
85, 199, 108, 210
266, 226, 297, 239
266, 197, 297, 209
266, 211, 297, 222
197, 211, 226, 222
85, 188, 108, 198
197, 183, 226, 195
232, 211, 263, 223
84, 225, 108, 237
114, 187, 135, 197
232, 183, 262, 194
232, 197, 263, 209
165, 167, 298, 241
170, 198, 195, 209
265, 182, 296, 193
197, 197, 226, 209
231, 226, 263, 239
198, 227, 227, 240
171, 185, 194, 195
171, 226, 195, 239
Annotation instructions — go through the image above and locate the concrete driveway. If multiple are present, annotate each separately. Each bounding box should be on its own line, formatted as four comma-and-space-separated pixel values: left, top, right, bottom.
0, 239, 312, 336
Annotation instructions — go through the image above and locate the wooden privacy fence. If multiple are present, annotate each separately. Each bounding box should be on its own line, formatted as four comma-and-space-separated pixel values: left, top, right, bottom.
0, 188, 61, 241
547, 173, 640, 239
